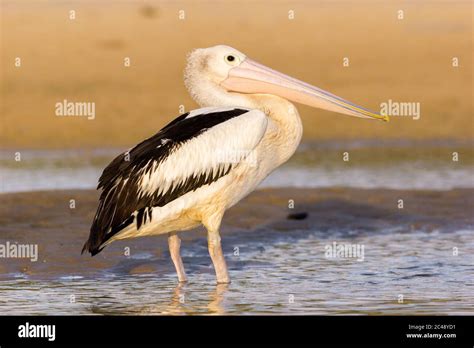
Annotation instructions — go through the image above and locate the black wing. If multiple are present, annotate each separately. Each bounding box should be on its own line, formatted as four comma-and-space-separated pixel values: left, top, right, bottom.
82, 108, 252, 255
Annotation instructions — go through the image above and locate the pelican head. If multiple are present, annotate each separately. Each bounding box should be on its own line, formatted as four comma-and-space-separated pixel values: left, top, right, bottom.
184, 45, 388, 121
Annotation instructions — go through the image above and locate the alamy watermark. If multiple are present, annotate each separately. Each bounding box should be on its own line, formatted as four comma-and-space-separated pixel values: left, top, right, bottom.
18, 322, 55, 341
380, 99, 421, 120
325, 241, 364, 262
0, 241, 38, 262
216, 149, 257, 167
55, 99, 95, 120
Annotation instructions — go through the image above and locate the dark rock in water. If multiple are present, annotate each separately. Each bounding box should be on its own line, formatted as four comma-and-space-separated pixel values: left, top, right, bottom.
0, 187, 473, 280
286, 212, 308, 220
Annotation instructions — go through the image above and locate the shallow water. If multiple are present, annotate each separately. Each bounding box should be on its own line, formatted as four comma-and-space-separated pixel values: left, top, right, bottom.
1, 141, 473, 315
1, 228, 473, 315
1, 140, 473, 193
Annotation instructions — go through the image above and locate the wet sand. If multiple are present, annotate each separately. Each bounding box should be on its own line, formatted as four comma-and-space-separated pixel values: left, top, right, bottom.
1, 187, 473, 315
1, 187, 472, 279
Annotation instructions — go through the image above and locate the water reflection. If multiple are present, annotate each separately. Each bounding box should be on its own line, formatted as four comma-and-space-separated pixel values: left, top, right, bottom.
207, 284, 229, 315
159, 282, 188, 315
127, 281, 229, 315
1, 229, 473, 315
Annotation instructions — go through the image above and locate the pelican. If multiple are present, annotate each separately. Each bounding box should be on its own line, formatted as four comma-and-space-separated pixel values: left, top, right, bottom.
82, 45, 388, 283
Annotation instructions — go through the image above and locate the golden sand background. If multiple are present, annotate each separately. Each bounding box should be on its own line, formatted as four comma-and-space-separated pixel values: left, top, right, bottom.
1, 0, 472, 149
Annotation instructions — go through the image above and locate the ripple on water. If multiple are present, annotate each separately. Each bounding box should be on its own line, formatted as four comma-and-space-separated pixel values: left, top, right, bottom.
0, 228, 473, 315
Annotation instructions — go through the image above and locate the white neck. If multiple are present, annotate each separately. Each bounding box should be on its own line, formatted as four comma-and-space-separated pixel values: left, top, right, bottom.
185, 75, 253, 109
185, 78, 303, 163
248, 94, 304, 165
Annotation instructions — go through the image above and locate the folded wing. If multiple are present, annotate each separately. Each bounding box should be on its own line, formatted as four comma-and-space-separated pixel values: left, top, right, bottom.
82, 107, 268, 255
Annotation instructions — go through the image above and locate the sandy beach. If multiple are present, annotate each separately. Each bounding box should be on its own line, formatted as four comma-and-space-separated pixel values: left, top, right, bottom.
1, 0, 472, 148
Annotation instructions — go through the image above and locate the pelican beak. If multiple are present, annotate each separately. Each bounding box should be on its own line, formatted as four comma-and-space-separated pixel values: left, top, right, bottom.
221, 58, 388, 122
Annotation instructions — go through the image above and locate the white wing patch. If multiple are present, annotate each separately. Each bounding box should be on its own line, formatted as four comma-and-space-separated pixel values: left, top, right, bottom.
137, 109, 267, 197
186, 106, 250, 119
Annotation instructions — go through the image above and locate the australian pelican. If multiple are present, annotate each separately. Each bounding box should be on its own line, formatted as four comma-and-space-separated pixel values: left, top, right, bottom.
82, 45, 388, 283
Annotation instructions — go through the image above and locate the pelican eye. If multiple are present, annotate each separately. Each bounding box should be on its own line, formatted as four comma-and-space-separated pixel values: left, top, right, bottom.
224, 54, 239, 65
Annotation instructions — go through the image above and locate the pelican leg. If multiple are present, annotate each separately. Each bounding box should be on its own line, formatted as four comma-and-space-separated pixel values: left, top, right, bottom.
207, 229, 230, 284
168, 232, 187, 282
